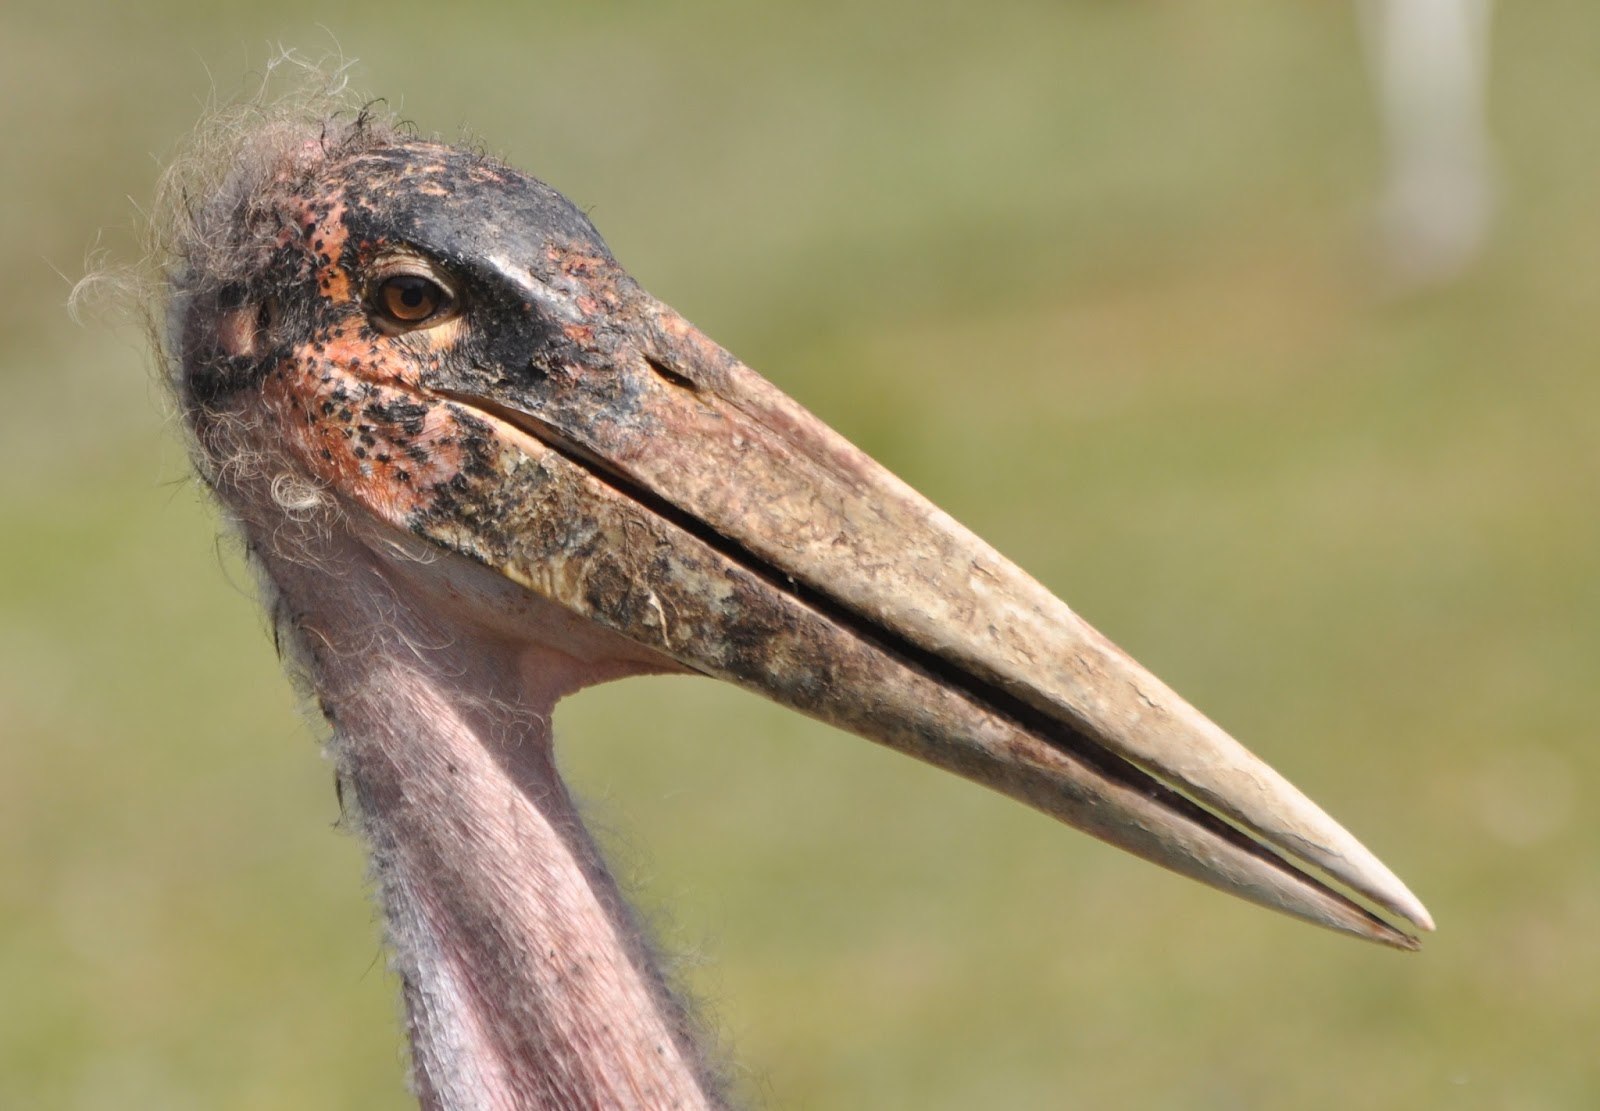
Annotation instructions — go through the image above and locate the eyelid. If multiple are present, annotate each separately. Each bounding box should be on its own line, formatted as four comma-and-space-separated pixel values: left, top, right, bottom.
369, 255, 456, 298
371, 253, 449, 282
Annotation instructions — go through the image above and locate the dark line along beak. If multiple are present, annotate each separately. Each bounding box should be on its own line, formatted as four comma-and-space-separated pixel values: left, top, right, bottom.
411, 296, 1431, 950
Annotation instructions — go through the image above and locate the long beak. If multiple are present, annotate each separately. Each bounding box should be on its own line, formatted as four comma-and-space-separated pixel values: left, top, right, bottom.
406, 294, 1431, 949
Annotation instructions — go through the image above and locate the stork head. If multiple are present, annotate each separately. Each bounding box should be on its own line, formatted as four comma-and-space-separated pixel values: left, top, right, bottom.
167, 117, 1431, 950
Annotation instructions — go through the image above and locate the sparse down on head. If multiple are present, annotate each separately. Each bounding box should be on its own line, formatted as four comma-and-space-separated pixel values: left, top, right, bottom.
161, 109, 1431, 1109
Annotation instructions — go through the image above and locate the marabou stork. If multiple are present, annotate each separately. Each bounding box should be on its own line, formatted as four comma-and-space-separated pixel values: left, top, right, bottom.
163, 115, 1432, 1109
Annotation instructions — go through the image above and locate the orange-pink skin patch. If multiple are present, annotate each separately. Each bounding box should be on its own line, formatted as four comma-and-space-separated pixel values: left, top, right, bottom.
298, 197, 355, 304
257, 196, 472, 523
262, 338, 469, 523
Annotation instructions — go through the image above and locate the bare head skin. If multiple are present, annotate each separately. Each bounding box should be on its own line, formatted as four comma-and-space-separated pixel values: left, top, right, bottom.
161, 111, 1431, 1109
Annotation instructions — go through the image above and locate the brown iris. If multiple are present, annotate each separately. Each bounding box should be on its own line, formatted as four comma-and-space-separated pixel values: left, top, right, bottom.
375, 274, 451, 327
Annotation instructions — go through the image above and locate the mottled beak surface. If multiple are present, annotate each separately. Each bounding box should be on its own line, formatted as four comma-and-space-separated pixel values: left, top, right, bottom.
175, 134, 1431, 949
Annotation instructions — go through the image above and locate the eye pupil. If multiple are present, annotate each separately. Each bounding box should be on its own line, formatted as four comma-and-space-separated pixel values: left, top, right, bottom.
377, 274, 449, 326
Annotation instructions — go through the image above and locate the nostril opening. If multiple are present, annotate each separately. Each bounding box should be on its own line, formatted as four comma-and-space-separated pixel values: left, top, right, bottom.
216, 296, 279, 359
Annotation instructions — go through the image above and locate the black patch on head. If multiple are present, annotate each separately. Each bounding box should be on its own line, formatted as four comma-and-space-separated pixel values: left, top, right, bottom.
337, 146, 613, 280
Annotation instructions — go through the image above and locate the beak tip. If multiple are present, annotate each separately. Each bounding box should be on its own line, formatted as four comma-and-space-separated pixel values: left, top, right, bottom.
1287, 818, 1433, 940
1356, 857, 1435, 937
1360, 878, 1434, 945
1409, 903, 1438, 935
1390, 930, 1424, 953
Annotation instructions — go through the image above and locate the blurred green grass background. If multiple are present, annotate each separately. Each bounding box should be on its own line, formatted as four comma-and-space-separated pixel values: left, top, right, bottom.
3, 2, 1596, 1107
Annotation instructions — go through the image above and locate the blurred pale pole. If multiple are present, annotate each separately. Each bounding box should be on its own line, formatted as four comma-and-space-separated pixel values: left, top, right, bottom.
1357, 0, 1496, 290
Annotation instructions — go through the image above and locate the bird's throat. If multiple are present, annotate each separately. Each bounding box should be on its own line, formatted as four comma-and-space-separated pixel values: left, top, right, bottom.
256, 521, 725, 1110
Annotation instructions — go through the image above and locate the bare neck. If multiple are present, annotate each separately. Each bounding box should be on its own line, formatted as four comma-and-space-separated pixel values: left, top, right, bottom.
259, 526, 724, 1110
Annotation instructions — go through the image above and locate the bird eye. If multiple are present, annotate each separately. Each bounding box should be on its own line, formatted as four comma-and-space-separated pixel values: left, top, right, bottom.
374, 273, 452, 328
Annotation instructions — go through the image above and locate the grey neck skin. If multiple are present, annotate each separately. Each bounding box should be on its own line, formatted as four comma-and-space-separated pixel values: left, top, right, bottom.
255, 516, 725, 1111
